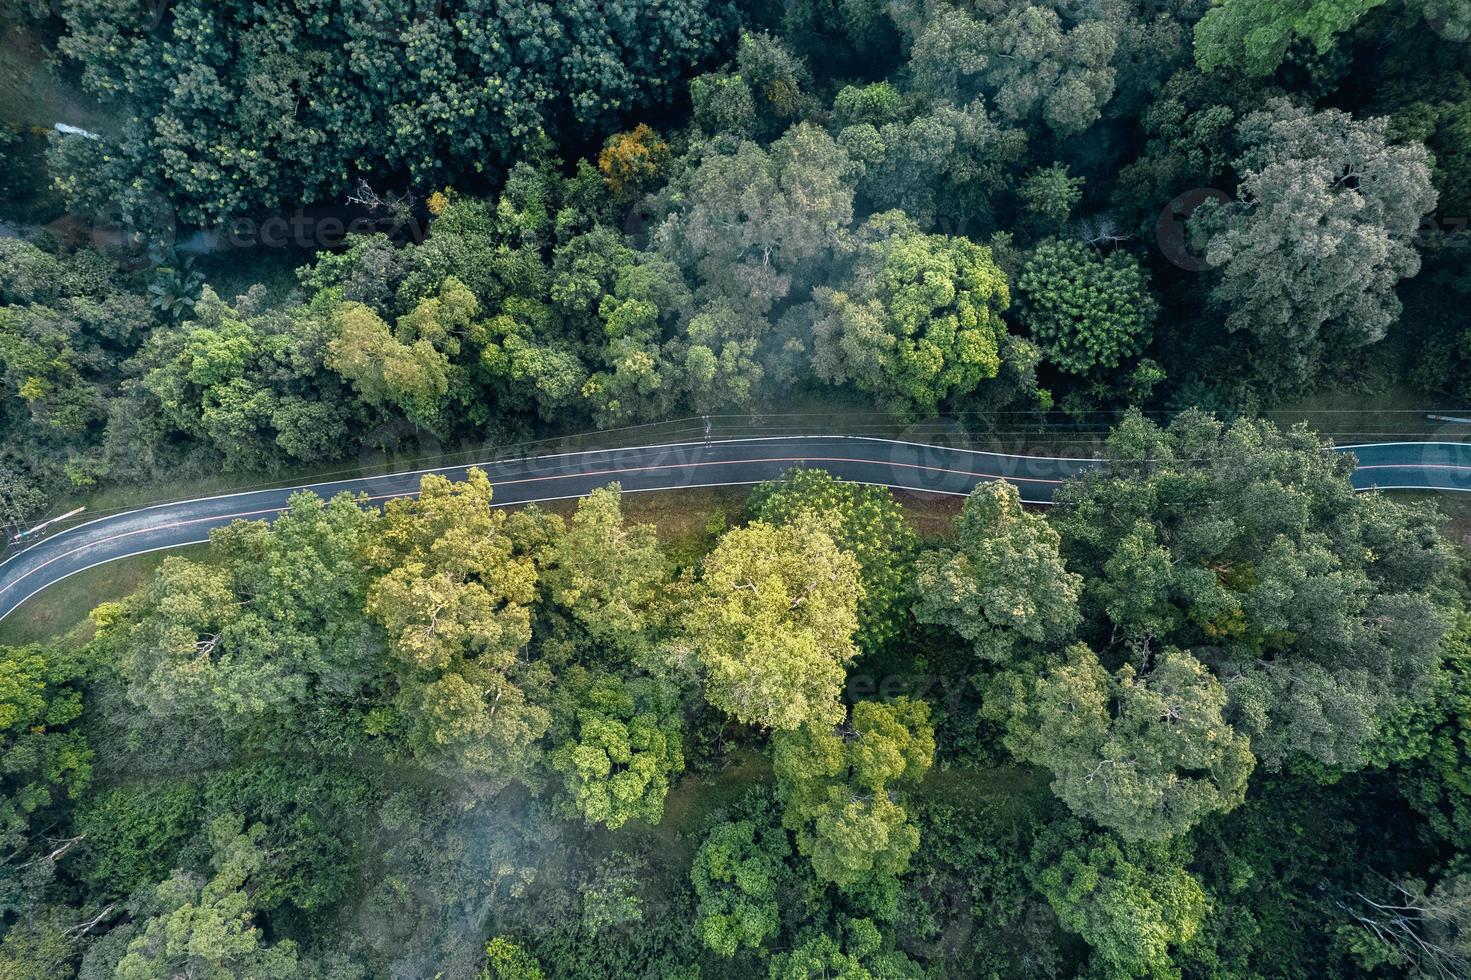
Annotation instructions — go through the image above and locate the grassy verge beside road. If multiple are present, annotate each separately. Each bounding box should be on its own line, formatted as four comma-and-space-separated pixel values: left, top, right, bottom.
0, 544, 209, 646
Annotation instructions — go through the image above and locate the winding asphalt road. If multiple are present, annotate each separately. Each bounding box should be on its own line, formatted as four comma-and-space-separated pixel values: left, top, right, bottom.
0, 434, 1467, 622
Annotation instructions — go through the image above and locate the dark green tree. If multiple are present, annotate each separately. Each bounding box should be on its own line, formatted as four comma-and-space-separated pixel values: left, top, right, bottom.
912, 480, 1081, 663
690, 805, 791, 956
1017, 240, 1156, 376
1052, 410, 1456, 771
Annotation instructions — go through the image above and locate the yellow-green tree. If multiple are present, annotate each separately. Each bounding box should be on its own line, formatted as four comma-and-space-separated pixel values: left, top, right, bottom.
543, 484, 673, 662
748, 468, 917, 655
365, 469, 549, 779
681, 519, 862, 730
327, 278, 483, 432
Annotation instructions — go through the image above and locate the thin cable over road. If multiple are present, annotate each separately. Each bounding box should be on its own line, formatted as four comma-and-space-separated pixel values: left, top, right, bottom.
0, 434, 1466, 622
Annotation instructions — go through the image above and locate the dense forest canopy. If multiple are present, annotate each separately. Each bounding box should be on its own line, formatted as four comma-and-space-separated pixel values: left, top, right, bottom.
1, 0, 1470, 976
0, 0, 1467, 518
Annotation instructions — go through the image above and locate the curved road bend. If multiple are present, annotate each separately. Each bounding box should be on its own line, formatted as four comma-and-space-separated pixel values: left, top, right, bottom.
0, 435, 1467, 622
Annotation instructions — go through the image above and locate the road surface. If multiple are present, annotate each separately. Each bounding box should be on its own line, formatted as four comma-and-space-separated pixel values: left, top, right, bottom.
0, 434, 1467, 622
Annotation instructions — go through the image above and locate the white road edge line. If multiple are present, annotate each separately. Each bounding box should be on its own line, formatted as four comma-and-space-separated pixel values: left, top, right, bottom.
3, 440, 1469, 622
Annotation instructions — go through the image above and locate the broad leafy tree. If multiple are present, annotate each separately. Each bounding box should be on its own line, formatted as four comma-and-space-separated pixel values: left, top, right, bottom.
1190, 99, 1436, 386
681, 519, 862, 731
98, 491, 379, 747
115, 816, 301, 980
690, 32, 815, 141
0, 644, 93, 915
1030, 819, 1207, 979
1194, 0, 1388, 77
365, 469, 551, 779
658, 123, 855, 317
910, 3, 1118, 137
995, 645, 1255, 840
772, 698, 935, 888
691, 806, 791, 956
543, 484, 673, 662
913, 480, 1081, 663
547, 669, 685, 830
748, 468, 918, 655
811, 211, 1012, 419
1052, 410, 1456, 770
767, 917, 923, 980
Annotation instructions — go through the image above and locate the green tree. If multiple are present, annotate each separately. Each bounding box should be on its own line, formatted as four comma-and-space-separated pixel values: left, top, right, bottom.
0, 643, 92, 847
910, 3, 1118, 137
772, 698, 935, 888
547, 670, 685, 830
1386, 620, 1471, 849
996, 645, 1255, 840
1052, 410, 1456, 771
1412, 0, 1471, 40
327, 278, 484, 433
748, 468, 918, 655
53, 0, 741, 227
481, 938, 546, 980
139, 287, 363, 471
767, 917, 923, 979
115, 816, 301, 980
678, 299, 768, 413
661, 123, 855, 316
811, 210, 1012, 419
1190, 99, 1436, 386
478, 304, 589, 422
832, 83, 904, 129
691, 811, 791, 956
1019, 163, 1086, 235
0, 644, 93, 917
1017, 240, 1157, 376
838, 102, 1028, 230
681, 518, 863, 731
97, 491, 377, 745
365, 469, 550, 779
1030, 819, 1207, 979
564, 238, 693, 426
690, 32, 814, 141
1194, 0, 1388, 78
543, 484, 673, 661
912, 480, 1081, 663
0, 913, 75, 980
